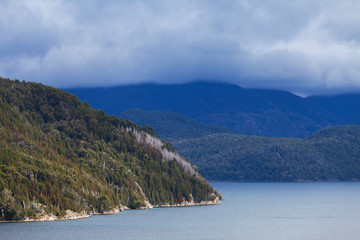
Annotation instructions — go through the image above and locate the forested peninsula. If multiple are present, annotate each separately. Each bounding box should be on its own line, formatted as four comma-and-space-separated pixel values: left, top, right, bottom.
0, 77, 220, 221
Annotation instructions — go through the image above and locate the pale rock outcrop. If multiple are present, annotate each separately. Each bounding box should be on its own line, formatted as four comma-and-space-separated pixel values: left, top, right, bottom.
125, 127, 196, 176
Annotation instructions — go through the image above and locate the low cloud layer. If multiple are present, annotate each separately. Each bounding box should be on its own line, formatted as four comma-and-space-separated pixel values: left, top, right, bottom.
1, 0, 359, 95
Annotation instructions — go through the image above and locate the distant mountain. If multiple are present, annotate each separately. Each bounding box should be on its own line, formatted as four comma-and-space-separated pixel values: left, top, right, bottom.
307, 94, 360, 125
67, 81, 346, 138
0, 78, 220, 221
119, 109, 232, 142
174, 125, 360, 181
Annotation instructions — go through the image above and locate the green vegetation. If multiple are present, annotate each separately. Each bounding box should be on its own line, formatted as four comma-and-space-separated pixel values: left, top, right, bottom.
119, 108, 231, 142
67, 81, 346, 138
174, 125, 360, 181
0, 77, 219, 221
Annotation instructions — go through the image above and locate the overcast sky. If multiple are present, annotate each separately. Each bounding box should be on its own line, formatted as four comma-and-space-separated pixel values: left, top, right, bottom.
1, 0, 360, 95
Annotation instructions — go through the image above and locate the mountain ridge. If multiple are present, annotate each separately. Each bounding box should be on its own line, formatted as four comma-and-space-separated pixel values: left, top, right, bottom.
118, 108, 232, 142
67, 81, 355, 138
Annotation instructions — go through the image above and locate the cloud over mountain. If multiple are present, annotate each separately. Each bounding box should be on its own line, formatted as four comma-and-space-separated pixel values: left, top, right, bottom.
1, 0, 359, 95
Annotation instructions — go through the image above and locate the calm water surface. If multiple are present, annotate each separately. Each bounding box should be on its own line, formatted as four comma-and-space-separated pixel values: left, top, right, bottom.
1, 182, 360, 240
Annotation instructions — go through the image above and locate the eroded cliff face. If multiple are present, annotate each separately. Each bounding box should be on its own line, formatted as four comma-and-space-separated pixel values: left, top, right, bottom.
126, 127, 196, 176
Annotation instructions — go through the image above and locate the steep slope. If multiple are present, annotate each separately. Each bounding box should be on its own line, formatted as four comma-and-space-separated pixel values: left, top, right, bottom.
119, 108, 232, 142
0, 78, 220, 221
174, 125, 360, 181
67, 81, 342, 138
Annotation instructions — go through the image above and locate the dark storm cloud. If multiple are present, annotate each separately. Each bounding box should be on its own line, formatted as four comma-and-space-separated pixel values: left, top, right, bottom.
0, 0, 359, 95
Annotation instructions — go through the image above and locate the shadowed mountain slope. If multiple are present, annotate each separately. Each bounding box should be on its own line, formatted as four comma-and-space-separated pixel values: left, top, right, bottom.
67, 81, 344, 138
307, 94, 360, 125
118, 108, 232, 142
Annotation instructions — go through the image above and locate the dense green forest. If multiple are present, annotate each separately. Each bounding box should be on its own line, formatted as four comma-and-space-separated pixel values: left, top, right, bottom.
174, 125, 360, 181
0, 77, 220, 221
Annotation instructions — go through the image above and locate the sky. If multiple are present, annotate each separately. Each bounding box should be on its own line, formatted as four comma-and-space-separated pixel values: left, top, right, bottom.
1, 0, 360, 96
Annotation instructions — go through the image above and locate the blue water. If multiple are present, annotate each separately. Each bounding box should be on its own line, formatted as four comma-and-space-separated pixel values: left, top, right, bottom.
1, 182, 360, 240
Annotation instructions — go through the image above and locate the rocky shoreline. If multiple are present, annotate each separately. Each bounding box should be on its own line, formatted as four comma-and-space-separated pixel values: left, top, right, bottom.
154, 196, 221, 208
0, 198, 221, 223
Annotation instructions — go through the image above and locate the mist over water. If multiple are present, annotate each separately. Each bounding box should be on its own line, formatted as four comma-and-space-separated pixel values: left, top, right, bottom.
1, 182, 360, 240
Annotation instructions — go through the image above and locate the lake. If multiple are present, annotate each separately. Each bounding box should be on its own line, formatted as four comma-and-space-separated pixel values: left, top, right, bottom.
1, 182, 360, 240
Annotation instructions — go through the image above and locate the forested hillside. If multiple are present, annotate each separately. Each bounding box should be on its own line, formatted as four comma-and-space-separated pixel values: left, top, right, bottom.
0, 77, 220, 221
174, 125, 360, 181
119, 109, 231, 142
67, 81, 344, 138
66, 82, 360, 182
